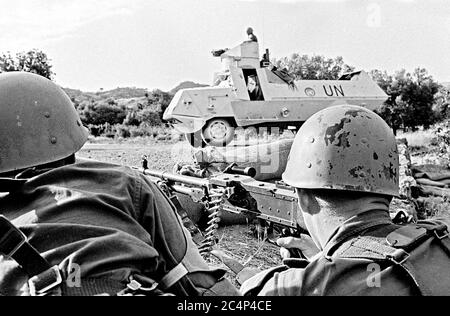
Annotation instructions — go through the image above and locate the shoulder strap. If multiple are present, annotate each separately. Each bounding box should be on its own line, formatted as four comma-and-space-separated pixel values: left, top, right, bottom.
339, 235, 433, 295
0, 215, 63, 296
159, 263, 189, 290
337, 221, 450, 296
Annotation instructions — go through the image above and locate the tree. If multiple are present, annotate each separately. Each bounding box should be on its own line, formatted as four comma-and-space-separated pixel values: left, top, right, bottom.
0, 49, 55, 80
401, 68, 440, 130
147, 89, 173, 120
275, 54, 355, 80
371, 69, 406, 135
0, 52, 17, 72
79, 102, 126, 126
371, 68, 440, 132
434, 85, 450, 119
123, 90, 170, 127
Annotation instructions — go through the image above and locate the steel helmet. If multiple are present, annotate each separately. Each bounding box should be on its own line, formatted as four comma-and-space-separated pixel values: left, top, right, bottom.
283, 105, 399, 197
0, 72, 89, 173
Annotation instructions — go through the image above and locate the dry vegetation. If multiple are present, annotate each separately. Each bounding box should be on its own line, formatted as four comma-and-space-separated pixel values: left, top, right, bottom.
398, 129, 436, 149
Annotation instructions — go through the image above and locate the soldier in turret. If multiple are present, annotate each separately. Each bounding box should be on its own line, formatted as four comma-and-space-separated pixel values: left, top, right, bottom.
246, 27, 258, 43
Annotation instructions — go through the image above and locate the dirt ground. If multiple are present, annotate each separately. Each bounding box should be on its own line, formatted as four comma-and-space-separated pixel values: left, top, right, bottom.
79, 137, 194, 171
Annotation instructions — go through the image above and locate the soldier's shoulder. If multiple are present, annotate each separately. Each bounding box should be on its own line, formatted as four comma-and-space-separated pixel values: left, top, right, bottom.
72, 159, 143, 181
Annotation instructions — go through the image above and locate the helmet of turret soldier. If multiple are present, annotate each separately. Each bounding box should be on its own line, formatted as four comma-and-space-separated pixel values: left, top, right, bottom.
283, 105, 399, 197
0, 72, 88, 173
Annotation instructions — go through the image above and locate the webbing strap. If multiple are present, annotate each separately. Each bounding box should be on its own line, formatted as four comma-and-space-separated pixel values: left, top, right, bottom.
28, 266, 63, 296
159, 263, 189, 290
324, 218, 393, 259
0, 216, 53, 277
438, 236, 450, 256
63, 278, 130, 296
345, 237, 433, 296
0, 216, 65, 296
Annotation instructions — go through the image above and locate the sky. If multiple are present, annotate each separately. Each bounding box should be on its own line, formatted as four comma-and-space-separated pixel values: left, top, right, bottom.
0, 0, 449, 92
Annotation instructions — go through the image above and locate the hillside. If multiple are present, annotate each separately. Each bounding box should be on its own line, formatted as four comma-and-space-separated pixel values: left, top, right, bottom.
63, 87, 150, 103
63, 81, 208, 106
170, 81, 209, 94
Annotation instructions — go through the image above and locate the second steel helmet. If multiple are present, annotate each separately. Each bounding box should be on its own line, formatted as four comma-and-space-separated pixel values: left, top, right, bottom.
283, 105, 399, 197
0, 72, 89, 174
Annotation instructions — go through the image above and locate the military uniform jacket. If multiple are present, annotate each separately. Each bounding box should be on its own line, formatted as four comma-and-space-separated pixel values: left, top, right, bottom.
241, 210, 450, 296
0, 160, 238, 296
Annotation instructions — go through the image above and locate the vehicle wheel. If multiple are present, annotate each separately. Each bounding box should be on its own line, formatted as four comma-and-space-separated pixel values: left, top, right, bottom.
185, 131, 207, 148
202, 119, 235, 147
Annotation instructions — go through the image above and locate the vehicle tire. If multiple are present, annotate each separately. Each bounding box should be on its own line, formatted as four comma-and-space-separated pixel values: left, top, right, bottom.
202, 119, 235, 147
185, 131, 207, 148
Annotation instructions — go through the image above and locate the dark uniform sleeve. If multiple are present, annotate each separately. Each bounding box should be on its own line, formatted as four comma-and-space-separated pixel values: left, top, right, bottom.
135, 172, 240, 296
136, 174, 188, 261
241, 266, 305, 296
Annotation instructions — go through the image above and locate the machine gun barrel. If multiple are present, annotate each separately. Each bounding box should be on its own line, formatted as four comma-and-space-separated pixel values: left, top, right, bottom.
225, 166, 257, 178
140, 168, 211, 188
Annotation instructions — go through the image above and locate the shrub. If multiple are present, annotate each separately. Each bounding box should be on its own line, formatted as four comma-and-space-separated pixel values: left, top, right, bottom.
130, 126, 148, 138
123, 112, 141, 127
85, 122, 176, 141
87, 124, 102, 137
80, 102, 126, 126
123, 109, 162, 127
115, 125, 131, 138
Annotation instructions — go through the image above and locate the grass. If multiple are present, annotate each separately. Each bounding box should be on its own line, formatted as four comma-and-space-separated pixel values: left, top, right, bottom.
417, 197, 450, 219
397, 129, 436, 149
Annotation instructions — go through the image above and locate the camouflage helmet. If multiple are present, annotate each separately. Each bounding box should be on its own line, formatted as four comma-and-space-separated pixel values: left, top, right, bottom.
247, 27, 254, 35
283, 105, 399, 197
0, 72, 88, 173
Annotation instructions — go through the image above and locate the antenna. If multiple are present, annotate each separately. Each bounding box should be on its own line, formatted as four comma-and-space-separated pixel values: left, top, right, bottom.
262, 15, 265, 56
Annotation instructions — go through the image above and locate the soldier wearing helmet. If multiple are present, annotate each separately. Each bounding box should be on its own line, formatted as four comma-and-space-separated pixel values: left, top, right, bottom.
241, 104, 450, 296
246, 27, 258, 43
0, 72, 238, 296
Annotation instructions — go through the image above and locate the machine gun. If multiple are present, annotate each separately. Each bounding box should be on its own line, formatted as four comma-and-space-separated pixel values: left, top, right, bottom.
137, 157, 306, 256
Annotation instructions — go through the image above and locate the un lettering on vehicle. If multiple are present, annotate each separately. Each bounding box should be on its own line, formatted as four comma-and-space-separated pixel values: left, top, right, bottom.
323, 85, 345, 97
